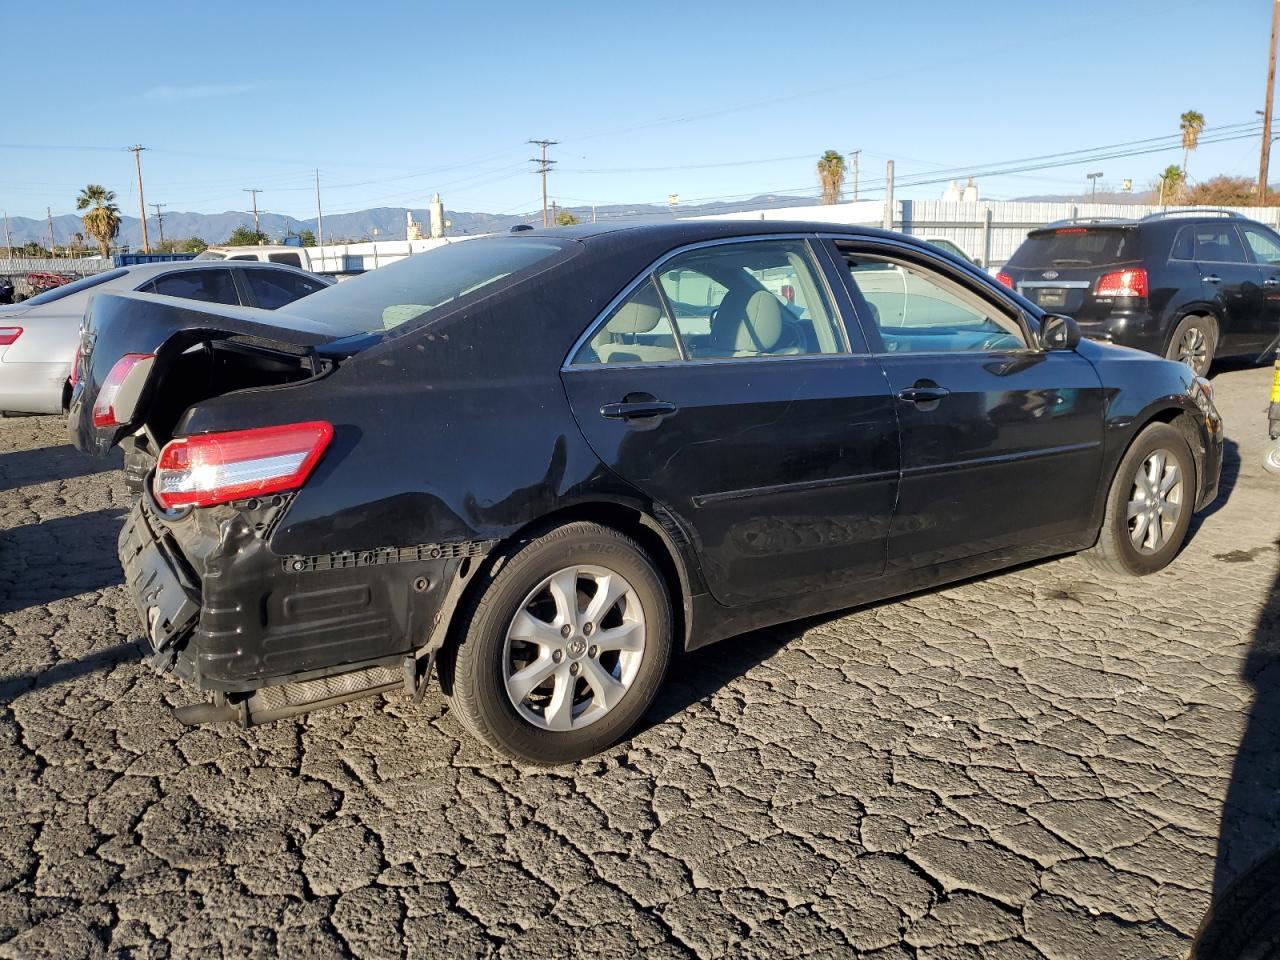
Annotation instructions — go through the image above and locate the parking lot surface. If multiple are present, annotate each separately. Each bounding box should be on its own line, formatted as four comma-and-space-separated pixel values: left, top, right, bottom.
1, 363, 1277, 960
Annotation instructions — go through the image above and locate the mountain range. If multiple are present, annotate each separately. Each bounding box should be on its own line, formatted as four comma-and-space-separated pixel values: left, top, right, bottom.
2, 195, 816, 251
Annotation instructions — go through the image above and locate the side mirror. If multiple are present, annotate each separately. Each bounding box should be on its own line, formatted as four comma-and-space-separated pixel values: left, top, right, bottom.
1039, 313, 1081, 351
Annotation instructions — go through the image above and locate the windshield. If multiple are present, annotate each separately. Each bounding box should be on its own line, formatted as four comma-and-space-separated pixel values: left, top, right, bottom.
22, 269, 129, 306
288, 236, 573, 335
1009, 228, 1140, 268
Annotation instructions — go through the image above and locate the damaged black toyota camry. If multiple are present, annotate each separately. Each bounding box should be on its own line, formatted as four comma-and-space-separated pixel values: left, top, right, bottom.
69, 221, 1223, 763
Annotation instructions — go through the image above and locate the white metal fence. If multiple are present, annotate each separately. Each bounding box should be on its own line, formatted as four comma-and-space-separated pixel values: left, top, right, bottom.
698, 200, 1280, 268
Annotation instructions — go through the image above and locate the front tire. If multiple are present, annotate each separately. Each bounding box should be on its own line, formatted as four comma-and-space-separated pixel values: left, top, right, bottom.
444, 521, 672, 764
1165, 314, 1217, 377
1084, 422, 1196, 577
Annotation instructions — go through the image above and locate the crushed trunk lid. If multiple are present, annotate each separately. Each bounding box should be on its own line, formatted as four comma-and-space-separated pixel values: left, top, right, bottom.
68, 291, 343, 457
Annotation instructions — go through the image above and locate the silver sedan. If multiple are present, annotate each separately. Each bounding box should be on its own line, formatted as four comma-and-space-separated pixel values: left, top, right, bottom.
0, 260, 332, 415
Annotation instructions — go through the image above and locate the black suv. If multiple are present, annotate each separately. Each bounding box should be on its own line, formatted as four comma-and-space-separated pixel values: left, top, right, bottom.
998, 209, 1280, 375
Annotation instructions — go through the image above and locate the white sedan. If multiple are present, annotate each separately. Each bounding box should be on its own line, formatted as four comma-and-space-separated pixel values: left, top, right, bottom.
0, 261, 331, 415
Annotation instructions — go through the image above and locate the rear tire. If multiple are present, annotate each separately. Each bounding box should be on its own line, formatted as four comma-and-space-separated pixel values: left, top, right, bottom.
1084, 422, 1196, 577
443, 521, 672, 764
1165, 314, 1217, 377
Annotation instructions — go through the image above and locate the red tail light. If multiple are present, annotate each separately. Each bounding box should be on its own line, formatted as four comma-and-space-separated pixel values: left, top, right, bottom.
152, 421, 334, 510
995, 272, 1015, 289
0, 326, 21, 346
92, 353, 155, 428
1095, 268, 1148, 298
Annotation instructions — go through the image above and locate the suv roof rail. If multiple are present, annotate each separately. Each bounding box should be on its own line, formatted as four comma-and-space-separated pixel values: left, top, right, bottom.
1139, 208, 1243, 222
1040, 216, 1136, 230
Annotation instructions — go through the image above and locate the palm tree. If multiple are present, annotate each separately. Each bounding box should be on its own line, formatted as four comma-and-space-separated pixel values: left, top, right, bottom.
817, 150, 846, 205
1180, 110, 1205, 182
1158, 164, 1185, 205
76, 184, 121, 257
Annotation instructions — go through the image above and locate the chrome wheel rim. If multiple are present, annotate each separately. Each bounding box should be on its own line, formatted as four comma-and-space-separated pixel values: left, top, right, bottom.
1176, 326, 1208, 372
502, 565, 646, 731
1126, 449, 1184, 554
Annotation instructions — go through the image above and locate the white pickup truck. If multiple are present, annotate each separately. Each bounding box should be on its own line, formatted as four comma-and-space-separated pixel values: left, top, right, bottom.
195, 236, 472, 279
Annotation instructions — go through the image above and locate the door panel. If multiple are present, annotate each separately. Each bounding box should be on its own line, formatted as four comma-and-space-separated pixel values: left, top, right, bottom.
1187, 224, 1265, 352
563, 359, 900, 605
1240, 224, 1280, 353
827, 239, 1106, 569
876, 351, 1104, 568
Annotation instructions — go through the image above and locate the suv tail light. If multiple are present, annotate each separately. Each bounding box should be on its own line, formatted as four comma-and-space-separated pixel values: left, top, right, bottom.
1095, 268, 1148, 298
152, 421, 334, 510
92, 353, 155, 428
995, 272, 1015, 289
0, 326, 21, 346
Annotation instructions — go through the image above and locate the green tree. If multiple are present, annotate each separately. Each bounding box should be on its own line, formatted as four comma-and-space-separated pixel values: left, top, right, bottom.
817, 150, 846, 205
180, 236, 208, 253
75, 184, 121, 257
22, 241, 49, 257
1180, 110, 1204, 181
298, 229, 316, 247
556, 210, 580, 226
226, 225, 268, 246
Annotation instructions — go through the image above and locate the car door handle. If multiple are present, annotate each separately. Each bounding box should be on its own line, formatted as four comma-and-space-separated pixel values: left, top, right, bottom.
1265, 278, 1280, 288
1203, 274, 1222, 284
600, 399, 677, 421
897, 386, 951, 404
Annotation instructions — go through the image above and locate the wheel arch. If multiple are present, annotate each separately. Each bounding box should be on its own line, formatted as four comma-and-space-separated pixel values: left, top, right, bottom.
1100, 401, 1207, 528
434, 498, 701, 695
1164, 305, 1221, 354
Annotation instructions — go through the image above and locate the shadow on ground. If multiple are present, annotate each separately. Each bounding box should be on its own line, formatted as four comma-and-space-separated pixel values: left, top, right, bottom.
1191, 558, 1280, 959
0, 639, 142, 705
0, 508, 125, 614
0, 440, 120, 494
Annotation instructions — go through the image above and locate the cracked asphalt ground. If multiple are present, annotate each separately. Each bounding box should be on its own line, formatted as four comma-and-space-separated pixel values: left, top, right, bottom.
1, 364, 1277, 960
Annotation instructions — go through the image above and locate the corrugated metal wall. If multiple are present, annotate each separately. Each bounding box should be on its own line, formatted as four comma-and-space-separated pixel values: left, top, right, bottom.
697, 200, 1280, 268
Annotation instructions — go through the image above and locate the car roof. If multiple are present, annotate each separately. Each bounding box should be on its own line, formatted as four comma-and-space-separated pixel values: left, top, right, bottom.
509, 219, 912, 246
116, 259, 319, 280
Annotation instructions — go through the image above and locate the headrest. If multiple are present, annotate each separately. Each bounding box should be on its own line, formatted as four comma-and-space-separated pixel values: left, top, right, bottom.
729, 290, 783, 353
606, 285, 664, 335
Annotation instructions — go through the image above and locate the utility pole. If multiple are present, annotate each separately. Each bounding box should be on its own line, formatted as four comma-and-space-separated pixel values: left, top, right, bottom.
46, 207, 55, 257
883, 160, 895, 231
529, 139, 557, 227
128, 145, 151, 253
551, 201, 558, 226
244, 188, 263, 237
315, 169, 325, 249
850, 149, 861, 201
3, 212, 11, 258
151, 203, 166, 248
1261, 0, 1280, 200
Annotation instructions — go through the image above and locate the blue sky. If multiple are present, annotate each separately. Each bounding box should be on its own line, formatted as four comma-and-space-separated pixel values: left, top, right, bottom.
2, 0, 1271, 220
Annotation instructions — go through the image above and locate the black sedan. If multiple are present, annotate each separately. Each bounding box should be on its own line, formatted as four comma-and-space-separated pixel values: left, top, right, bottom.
69, 222, 1224, 763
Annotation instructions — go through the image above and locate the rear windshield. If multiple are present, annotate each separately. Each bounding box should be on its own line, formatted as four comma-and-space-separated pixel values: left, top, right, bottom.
22, 268, 129, 306
286, 237, 573, 335
1008, 228, 1140, 268
193, 251, 226, 261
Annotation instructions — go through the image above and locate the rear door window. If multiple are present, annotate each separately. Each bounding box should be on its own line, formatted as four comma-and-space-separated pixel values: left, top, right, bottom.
267, 252, 303, 268
1184, 225, 1248, 263
146, 269, 240, 305
244, 269, 328, 310
1007, 229, 1138, 268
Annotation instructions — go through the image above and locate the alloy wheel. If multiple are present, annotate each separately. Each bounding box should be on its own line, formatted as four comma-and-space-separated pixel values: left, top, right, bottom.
502, 565, 646, 731
1176, 326, 1209, 374
1126, 449, 1184, 554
